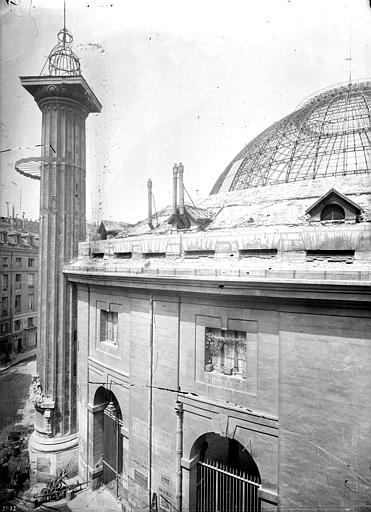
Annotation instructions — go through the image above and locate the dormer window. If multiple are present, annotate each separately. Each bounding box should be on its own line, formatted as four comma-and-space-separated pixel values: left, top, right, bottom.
306, 188, 362, 224
320, 204, 345, 221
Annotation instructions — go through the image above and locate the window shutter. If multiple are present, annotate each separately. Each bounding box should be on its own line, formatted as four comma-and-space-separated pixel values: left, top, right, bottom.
100, 310, 107, 341
112, 313, 118, 342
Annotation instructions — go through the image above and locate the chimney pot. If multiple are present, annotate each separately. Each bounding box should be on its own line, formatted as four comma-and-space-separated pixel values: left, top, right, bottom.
173, 164, 178, 214
147, 179, 154, 230
178, 163, 185, 215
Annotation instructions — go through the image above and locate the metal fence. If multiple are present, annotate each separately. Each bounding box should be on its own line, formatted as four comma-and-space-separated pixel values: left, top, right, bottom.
196, 459, 260, 512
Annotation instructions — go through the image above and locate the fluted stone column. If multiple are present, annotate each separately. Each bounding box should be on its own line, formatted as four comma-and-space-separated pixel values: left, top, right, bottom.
20, 76, 101, 482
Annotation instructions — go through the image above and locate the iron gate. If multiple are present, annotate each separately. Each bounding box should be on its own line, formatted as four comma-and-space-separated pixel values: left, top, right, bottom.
196, 459, 260, 512
103, 402, 124, 497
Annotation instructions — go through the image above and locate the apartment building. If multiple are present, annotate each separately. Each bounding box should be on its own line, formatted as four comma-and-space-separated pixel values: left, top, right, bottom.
0, 215, 39, 360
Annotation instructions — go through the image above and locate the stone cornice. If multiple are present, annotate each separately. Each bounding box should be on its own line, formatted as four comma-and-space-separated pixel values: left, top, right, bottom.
20, 75, 102, 114
64, 267, 371, 305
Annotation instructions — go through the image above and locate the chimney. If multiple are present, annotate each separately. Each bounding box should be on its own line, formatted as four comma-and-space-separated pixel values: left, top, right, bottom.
147, 179, 154, 230
173, 164, 178, 214
6, 201, 9, 218
178, 163, 184, 215
22, 212, 25, 230
12, 205, 15, 219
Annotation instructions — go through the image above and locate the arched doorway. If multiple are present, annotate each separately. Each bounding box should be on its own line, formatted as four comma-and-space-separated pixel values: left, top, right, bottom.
93, 387, 123, 497
190, 433, 261, 512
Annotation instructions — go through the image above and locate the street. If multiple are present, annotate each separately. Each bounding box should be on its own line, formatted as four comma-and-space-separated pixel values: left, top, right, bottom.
0, 359, 36, 431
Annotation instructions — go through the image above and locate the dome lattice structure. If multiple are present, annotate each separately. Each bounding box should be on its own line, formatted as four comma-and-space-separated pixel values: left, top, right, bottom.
44, 28, 81, 77
211, 81, 371, 194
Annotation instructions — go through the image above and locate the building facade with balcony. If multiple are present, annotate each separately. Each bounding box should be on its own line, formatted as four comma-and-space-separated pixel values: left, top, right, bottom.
0, 216, 39, 360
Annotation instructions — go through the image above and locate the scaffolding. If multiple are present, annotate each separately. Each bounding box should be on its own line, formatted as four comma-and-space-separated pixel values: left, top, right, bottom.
211, 80, 371, 194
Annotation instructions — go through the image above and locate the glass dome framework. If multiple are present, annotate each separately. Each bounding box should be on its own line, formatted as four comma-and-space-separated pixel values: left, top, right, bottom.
211, 81, 371, 194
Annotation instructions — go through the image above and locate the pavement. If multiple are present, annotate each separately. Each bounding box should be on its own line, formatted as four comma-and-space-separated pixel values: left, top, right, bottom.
19, 487, 124, 512
65, 487, 123, 512
0, 347, 36, 373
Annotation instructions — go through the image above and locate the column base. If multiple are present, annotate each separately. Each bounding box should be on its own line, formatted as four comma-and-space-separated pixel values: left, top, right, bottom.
29, 430, 78, 484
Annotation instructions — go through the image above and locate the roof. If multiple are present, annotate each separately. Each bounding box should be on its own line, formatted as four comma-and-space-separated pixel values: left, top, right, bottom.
98, 220, 133, 237
211, 80, 371, 194
114, 174, 371, 237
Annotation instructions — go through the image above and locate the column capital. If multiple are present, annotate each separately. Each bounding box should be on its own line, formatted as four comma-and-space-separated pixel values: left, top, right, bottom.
20, 75, 102, 114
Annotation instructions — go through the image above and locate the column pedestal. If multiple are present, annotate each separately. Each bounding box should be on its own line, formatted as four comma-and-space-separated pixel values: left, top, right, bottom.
29, 431, 78, 484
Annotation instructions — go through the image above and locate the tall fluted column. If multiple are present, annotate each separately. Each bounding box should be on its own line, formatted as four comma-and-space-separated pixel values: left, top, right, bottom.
20, 76, 101, 482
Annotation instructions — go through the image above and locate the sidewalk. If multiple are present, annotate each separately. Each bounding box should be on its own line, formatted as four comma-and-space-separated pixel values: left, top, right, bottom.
0, 347, 36, 373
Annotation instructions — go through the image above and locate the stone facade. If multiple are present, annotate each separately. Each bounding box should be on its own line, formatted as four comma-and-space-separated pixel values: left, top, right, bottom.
63, 81, 371, 507
65, 227, 371, 510
0, 217, 39, 359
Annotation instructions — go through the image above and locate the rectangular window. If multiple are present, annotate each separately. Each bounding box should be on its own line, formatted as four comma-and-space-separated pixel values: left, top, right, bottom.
15, 295, 21, 313
28, 317, 34, 328
143, 252, 166, 259
1, 297, 8, 317
306, 250, 355, 262
205, 328, 246, 378
2, 274, 8, 292
114, 252, 132, 259
100, 310, 118, 344
14, 320, 21, 332
15, 273, 21, 289
28, 273, 35, 287
2, 256, 9, 267
0, 233, 5, 243
28, 258, 34, 267
28, 293, 35, 312
0, 323, 9, 335
16, 257, 22, 268
184, 250, 215, 258
239, 248, 277, 258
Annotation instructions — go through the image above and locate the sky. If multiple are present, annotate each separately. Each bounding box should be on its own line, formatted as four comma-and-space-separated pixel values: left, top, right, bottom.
0, 0, 370, 223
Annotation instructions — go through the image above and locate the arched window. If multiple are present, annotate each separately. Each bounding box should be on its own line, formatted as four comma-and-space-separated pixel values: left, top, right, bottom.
320, 204, 345, 221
